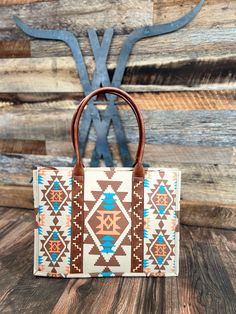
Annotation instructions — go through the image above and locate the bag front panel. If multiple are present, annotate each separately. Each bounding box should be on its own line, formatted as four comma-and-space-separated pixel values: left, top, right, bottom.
33, 167, 180, 278
83, 169, 132, 276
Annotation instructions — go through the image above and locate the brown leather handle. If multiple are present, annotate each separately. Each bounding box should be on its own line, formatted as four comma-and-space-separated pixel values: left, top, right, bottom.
72, 87, 145, 177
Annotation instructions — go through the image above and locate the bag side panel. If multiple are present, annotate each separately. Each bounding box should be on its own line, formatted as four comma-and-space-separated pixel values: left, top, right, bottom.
33, 167, 72, 277
143, 169, 181, 276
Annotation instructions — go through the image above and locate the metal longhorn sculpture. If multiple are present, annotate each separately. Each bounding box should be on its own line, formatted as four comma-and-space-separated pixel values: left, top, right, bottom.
14, 0, 204, 166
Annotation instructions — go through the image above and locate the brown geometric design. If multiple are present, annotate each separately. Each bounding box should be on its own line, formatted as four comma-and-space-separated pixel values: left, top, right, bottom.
96, 210, 121, 235
41, 173, 70, 215
146, 230, 175, 271
34, 166, 180, 277
71, 175, 84, 273
148, 172, 175, 219
131, 177, 144, 272
83, 170, 132, 273
41, 226, 70, 269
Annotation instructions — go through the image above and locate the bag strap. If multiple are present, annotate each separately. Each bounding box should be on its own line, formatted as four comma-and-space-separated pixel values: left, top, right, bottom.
71, 87, 145, 178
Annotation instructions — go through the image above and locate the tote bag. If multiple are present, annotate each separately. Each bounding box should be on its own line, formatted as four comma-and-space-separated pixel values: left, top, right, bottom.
33, 87, 181, 278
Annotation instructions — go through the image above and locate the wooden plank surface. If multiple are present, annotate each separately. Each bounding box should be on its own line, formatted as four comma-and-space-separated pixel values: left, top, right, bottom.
2, 138, 234, 166
0, 0, 153, 38
1, 90, 236, 109
0, 139, 46, 155
0, 40, 31, 58
2, 153, 236, 202
45, 141, 236, 165
1, 104, 236, 146
0, 55, 235, 92
1, 153, 236, 229
0, 0, 234, 92
0, 0, 48, 5
0, 207, 235, 313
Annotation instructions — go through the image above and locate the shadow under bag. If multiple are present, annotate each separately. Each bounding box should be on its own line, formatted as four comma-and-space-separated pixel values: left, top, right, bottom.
33, 87, 181, 278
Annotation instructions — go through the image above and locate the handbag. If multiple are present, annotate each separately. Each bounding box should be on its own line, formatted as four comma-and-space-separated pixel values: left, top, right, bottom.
33, 87, 181, 278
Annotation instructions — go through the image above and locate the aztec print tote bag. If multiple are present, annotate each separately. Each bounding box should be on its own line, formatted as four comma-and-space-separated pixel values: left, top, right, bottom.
33, 87, 181, 278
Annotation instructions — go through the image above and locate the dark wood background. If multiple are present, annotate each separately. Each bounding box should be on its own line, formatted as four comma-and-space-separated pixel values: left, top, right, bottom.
0, 0, 235, 229
0, 1, 235, 313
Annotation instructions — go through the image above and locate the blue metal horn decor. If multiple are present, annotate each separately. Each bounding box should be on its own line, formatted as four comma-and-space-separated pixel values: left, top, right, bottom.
14, 0, 205, 167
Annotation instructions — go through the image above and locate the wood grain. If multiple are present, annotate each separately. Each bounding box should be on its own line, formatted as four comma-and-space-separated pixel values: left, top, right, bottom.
0, 185, 33, 208
0, 139, 46, 155
1, 153, 236, 229
181, 200, 236, 230
0, 0, 153, 38
1, 102, 236, 147
0, 0, 48, 5
0, 40, 30, 58
0, 55, 235, 92
0, 207, 235, 313
0, 0, 234, 91
45, 141, 236, 165
28, 27, 235, 60
1, 183, 235, 229
0, 207, 69, 313
1, 90, 235, 109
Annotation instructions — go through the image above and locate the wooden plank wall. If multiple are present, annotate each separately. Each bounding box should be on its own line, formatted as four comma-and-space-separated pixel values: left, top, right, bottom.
0, 0, 235, 230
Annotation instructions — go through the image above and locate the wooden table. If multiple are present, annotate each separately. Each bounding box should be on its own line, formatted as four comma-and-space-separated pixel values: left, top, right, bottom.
0, 207, 235, 314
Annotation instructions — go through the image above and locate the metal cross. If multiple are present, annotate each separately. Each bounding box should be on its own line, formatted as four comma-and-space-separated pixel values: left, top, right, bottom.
14, 0, 204, 166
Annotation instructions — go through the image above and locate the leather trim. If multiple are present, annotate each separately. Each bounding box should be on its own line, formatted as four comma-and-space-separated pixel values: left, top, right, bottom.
70, 175, 84, 273
71, 87, 145, 177
131, 177, 144, 272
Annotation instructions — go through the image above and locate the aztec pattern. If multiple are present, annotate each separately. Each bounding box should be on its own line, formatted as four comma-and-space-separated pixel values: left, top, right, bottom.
33, 167, 72, 277
132, 177, 144, 272
33, 167, 180, 277
71, 176, 84, 273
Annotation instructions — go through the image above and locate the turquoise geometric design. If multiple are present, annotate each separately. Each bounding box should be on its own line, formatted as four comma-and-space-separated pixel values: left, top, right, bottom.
144, 208, 149, 239
101, 271, 114, 277
43, 176, 69, 213
150, 182, 173, 217
144, 179, 150, 188
100, 235, 115, 253
101, 193, 117, 210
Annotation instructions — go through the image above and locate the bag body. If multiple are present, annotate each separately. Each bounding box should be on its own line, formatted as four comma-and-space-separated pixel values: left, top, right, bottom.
33, 87, 181, 278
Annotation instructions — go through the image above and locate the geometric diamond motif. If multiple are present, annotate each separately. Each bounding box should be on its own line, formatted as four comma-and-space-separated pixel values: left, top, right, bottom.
149, 233, 171, 267
83, 170, 132, 276
36, 168, 72, 276
86, 189, 130, 258
45, 179, 68, 212
41, 227, 70, 268
144, 170, 179, 275
150, 182, 173, 216
44, 230, 67, 264
34, 166, 180, 278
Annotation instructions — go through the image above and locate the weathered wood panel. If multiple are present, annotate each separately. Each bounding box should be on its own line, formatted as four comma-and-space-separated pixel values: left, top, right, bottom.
0, 55, 235, 92
28, 28, 236, 60
1, 139, 235, 165
0, 185, 33, 209
153, 0, 236, 28
0, 207, 235, 313
0, 0, 234, 92
0, 0, 153, 38
0, 0, 48, 5
1, 102, 236, 146
181, 200, 236, 230
0, 40, 30, 58
45, 141, 236, 165
0, 139, 46, 155
1, 90, 236, 109
1, 153, 234, 205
